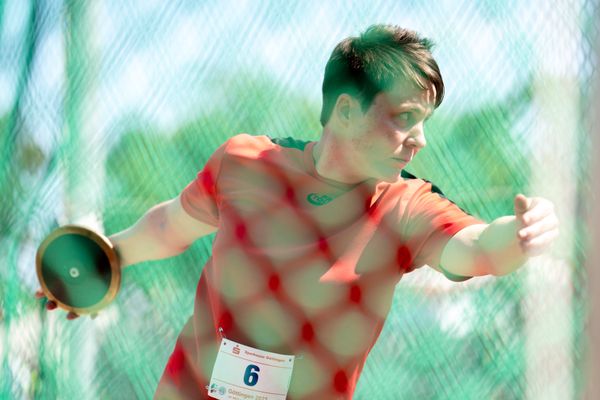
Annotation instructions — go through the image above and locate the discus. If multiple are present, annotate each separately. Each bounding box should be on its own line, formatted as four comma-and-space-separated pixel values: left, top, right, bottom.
35, 225, 121, 315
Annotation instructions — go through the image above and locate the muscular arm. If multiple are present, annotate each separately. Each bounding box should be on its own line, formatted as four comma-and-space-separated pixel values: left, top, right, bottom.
440, 217, 527, 277
108, 193, 218, 268
439, 195, 559, 278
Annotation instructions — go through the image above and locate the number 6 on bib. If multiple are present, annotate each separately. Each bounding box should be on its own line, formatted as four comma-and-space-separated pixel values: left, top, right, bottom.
208, 338, 295, 400
244, 364, 260, 386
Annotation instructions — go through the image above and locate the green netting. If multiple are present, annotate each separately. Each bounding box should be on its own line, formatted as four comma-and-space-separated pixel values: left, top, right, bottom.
1, 0, 598, 399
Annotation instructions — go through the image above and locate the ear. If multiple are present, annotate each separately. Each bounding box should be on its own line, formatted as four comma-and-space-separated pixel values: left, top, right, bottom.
333, 94, 359, 126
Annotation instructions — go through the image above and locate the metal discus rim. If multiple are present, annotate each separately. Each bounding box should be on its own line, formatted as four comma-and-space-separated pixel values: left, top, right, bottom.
35, 225, 121, 315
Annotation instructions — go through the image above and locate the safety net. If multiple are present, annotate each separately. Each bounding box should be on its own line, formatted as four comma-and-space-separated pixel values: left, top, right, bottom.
1, 0, 599, 399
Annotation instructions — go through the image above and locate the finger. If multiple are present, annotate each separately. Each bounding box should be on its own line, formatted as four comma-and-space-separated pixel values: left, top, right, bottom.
514, 194, 531, 216
46, 301, 57, 311
521, 202, 554, 226
66, 312, 80, 320
35, 290, 45, 299
518, 215, 559, 240
520, 228, 560, 256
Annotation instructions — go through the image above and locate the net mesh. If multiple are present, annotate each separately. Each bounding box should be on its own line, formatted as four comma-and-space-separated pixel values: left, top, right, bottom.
0, 0, 598, 399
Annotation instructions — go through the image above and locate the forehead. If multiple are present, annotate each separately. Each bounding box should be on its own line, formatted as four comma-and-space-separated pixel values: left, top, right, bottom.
375, 79, 436, 112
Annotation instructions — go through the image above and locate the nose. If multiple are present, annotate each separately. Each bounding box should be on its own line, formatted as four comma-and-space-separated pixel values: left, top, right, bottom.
404, 126, 426, 150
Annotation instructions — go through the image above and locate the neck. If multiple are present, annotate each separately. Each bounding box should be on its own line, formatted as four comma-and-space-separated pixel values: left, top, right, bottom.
313, 128, 368, 187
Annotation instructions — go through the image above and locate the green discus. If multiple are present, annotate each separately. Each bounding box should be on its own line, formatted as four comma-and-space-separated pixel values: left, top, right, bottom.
36, 225, 121, 315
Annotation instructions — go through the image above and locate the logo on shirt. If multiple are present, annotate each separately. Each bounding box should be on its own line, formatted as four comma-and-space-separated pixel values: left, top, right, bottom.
233, 345, 240, 355
307, 193, 333, 206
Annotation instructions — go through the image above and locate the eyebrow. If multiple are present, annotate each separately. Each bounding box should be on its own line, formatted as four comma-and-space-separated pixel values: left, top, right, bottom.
398, 104, 434, 120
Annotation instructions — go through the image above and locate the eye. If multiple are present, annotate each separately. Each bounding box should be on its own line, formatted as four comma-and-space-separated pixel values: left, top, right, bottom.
397, 113, 410, 121
395, 112, 413, 126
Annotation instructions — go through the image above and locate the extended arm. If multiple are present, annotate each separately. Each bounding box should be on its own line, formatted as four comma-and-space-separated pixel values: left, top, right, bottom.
440, 194, 559, 277
109, 193, 218, 268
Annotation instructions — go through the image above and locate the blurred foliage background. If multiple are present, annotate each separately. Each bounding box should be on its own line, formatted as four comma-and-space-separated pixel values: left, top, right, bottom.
0, 0, 598, 399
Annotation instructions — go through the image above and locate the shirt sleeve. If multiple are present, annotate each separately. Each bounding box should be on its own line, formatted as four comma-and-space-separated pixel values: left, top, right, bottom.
404, 181, 485, 282
180, 139, 230, 227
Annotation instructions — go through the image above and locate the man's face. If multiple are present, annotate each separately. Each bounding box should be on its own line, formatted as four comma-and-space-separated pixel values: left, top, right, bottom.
343, 80, 436, 183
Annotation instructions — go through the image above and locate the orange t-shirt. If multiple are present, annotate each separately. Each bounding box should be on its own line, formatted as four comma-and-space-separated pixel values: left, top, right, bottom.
154, 134, 484, 399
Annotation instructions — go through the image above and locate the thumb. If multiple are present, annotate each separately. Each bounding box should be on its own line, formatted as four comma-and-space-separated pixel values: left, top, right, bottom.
514, 194, 531, 216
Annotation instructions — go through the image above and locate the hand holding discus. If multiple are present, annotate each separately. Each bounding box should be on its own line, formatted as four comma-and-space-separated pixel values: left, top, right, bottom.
34, 225, 122, 320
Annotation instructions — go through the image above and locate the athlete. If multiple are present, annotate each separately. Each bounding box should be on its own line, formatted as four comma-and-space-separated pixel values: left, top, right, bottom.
37, 25, 559, 399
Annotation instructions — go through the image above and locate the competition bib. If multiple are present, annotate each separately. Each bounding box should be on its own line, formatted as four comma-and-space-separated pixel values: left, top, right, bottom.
207, 338, 295, 400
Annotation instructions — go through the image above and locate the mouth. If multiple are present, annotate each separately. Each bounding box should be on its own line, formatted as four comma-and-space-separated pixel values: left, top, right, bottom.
392, 157, 411, 163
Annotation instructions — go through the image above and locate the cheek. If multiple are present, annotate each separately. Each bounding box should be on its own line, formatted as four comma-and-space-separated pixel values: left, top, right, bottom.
349, 122, 376, 151
373, 122, 400, 150
350, 135, 375, 153
350, 114, 394, 155
370, 114, 396, 138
